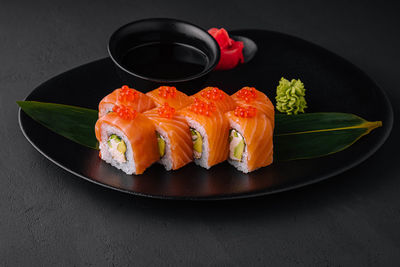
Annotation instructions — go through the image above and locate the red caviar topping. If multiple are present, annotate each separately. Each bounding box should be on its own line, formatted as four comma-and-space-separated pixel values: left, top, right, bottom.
236, 87, 258, 103
112, 105, 137, 120
234, 106, 257, 118
200, 87, 225, 101
158, 103, 175, 118
190, 98, 217, 116
118, 85, 138, 102
158, 86, 177, 99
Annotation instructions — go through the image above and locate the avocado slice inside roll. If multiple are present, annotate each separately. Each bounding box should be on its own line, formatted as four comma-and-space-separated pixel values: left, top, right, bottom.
156, 132, 166, 158
190, 128, 203, 159
229, 129, 245, 162
107, 134, 127, 163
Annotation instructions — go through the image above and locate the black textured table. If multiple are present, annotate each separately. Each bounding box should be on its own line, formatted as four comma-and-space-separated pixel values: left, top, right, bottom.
2, 1, 399, 266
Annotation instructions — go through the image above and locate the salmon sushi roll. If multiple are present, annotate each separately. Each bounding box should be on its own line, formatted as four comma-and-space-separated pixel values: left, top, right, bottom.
225, 106, 274, 173
179, 98, 230, 169
146, 86, 193, 109
95, 105, 159, 175
98, 85, 155, 117
144, 103, 193, 171
231, 87, 275, 127
191, 87, 237, 112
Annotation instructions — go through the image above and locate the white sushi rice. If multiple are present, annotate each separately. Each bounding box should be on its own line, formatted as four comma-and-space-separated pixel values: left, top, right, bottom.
227, 121, 250, 173
186, 119, 210, 169
99, 124, 136, 175
99, 103, 114, 117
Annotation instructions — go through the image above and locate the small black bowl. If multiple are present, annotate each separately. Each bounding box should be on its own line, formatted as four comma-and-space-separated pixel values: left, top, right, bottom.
108, 18, 220, 93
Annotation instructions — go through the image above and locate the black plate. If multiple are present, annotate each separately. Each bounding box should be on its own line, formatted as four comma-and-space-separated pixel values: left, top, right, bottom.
18, 30, 393, 200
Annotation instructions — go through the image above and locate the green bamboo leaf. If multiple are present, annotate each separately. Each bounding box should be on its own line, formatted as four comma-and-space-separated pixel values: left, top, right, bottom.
17, 101, 382, 162
17, 101, 99, 149
274, 113, 382, 161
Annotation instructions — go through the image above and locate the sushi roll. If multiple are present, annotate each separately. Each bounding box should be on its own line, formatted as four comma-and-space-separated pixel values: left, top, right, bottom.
146, 86, 193, 109
179, 98, 230, 169
98, 85, 155, 117
95, 105, 159, 175
225, 106, 274, 173
191, 87, 237, 112
231, 87, 275, 127
144, 103, 193, 171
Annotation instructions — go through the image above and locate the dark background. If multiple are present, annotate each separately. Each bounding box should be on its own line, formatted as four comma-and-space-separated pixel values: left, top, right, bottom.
1, 0, 399, 266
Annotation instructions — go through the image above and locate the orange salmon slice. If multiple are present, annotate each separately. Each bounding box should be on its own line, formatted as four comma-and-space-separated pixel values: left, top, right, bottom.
225, 109, 274, 172
191, 87, 237, 113
231, 87, 275, 127
146, 86, 193, 110
98, 86, 155, 117
95, 112, 159, 175
179, 104, 230, 168
144, 108, 193, 170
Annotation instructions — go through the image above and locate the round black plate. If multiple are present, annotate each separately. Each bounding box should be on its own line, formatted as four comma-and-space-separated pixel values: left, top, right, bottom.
18, 30, 393, 200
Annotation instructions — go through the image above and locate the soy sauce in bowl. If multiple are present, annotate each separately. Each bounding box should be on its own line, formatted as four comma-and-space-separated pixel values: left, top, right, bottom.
108, 18, 220, 92
121, 42, 209, 80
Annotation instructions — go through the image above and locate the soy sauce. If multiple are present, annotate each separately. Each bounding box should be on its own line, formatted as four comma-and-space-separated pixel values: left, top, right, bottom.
121, 42, 209, 80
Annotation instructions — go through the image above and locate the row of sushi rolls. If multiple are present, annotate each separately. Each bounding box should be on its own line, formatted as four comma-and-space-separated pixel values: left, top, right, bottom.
95, 85, 274, 174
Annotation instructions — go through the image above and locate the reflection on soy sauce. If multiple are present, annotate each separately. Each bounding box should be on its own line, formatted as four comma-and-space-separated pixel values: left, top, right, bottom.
121, 42, 209, 80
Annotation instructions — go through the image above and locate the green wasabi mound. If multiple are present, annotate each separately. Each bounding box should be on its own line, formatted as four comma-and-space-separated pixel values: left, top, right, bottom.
276, 77, 307, 115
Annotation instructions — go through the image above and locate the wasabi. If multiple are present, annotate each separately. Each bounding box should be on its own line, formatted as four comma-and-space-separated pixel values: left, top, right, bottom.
276, 77, 307, 115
